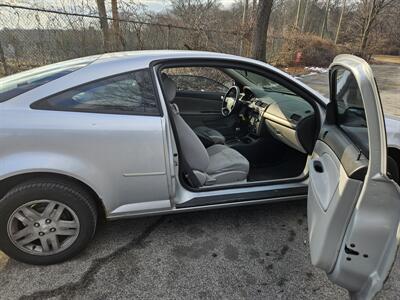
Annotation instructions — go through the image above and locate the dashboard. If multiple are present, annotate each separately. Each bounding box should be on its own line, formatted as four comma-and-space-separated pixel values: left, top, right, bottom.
239, 86, 316, 154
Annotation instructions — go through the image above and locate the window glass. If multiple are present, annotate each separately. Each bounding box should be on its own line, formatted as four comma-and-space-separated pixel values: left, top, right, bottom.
229, 68, 311, 113
335, 69, 366, 127
233, 69, 295, 95
32, 69, 159, 115
0, 56, 97, 103
164, 67, 231, 93
334, 68, 368, 154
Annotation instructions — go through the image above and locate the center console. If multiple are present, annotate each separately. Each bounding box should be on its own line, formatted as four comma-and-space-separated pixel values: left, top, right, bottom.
225, 100, 269, 160
247, 100, 268, 136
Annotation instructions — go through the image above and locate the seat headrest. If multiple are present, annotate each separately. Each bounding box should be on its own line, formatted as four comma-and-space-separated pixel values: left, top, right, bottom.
161, 73, 176, 103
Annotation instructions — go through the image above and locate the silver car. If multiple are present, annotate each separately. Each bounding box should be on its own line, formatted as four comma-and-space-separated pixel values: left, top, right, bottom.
0, 51, 399, 299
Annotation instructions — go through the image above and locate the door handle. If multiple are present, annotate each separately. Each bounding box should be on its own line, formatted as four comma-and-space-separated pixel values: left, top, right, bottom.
313, 160, 324, 173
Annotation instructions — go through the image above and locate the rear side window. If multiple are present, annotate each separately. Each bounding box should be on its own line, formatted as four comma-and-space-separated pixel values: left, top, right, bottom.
0, 56, 97, 102
32, 69, 159, 115
334, 68, 368, 155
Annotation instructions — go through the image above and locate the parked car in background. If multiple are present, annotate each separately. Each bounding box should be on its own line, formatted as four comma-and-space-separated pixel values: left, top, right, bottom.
0, 51, 399, 299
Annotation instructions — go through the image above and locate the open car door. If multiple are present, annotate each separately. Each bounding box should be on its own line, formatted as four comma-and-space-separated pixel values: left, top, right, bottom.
308, 55, 400, 299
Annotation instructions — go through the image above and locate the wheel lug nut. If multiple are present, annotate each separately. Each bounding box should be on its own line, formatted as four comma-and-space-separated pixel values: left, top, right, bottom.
50, 228, 56, 232
39, 232, 45, 236
34, 223, 40, 227
45, 219, 51, 224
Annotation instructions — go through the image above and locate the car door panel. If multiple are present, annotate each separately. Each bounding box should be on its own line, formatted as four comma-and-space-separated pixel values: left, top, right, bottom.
319, 124, 369, 180
308, 139, 364, 272
308, 55, 400, 299
174, 91, 238, 137
174, 91, 222, 115
166, 71, 239, 137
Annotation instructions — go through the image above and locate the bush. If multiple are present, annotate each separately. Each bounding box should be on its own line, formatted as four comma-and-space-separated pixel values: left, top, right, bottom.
274, 32, 337, 67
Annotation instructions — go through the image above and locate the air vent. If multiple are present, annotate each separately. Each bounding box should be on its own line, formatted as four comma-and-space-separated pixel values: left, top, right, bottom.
290, 113, 301, 121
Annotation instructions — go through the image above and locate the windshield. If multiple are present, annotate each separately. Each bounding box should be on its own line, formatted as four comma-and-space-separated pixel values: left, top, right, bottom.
233, 69, 296, 95
0, 56, 99, 103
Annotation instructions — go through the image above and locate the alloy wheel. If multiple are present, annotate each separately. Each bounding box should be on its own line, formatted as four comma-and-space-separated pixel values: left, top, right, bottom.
7, 200, 80, 256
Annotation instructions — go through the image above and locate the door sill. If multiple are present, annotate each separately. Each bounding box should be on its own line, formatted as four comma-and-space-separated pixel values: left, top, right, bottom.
186, 173, 309, 192
176, 185, 308, 208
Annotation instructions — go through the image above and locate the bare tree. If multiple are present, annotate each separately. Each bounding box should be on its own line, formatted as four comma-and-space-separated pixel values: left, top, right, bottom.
252, 0, 258, 20
2, 0, 400, 77
111, 0, 126, 50
0, 40, 9, 75
239, 0, 249, 55
251, 0, 274, 61
169, 0, 222, 50
96, 0, 111, 52
295, 0, 302, 28
320, 0, 331, 38
301, 0, 309, 32
335, 0, 346, 44
359, 0, 396, 57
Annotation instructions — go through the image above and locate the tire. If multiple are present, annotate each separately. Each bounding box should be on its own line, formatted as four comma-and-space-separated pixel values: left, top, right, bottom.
0, 178, 97, 265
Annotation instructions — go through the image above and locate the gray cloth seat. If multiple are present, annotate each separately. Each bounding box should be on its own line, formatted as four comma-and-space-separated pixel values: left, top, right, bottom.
162, 74, 249, 186
193, 126, 225, 145
205, 144, 249, 184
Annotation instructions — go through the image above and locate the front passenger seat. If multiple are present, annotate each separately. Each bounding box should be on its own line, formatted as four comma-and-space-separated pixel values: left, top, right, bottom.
162, 74, 249, 187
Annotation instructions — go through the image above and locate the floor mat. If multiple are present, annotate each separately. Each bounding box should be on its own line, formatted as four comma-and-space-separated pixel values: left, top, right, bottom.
247, 150, 307, 182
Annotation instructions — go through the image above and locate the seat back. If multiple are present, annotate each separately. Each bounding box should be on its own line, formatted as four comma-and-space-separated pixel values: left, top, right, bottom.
161, 74, 210, 185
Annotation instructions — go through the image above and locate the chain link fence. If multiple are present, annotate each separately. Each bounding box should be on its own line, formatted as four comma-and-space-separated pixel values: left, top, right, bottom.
0, 4, 241, 76
0, 4, 290, 77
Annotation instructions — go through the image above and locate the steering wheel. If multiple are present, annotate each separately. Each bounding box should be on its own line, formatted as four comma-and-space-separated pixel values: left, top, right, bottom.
221, 86, 240, 117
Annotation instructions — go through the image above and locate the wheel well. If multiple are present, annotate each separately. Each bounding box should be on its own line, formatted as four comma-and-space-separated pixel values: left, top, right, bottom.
0, 172, 106, 222
388, 147, 400, 184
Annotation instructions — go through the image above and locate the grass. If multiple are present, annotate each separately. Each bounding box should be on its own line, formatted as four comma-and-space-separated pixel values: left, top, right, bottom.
277, 66, 311, 76
373, 55, 400, 64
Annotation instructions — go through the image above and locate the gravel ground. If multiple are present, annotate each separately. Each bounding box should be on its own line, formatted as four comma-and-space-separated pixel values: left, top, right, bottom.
0, 63, 399, 300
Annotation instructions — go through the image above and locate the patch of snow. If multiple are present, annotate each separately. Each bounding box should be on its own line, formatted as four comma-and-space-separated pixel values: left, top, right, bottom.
298, 72, 318, 78
304, 66, 328, 73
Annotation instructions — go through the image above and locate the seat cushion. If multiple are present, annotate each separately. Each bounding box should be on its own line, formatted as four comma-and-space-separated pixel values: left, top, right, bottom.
205, 144, 249, 185
194, 126, 226, 145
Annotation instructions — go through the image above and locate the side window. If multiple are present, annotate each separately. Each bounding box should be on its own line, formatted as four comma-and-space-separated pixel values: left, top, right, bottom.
164, 67, 232, 93
0, 56, 96, 103
334, 68, 368, 154
32, 69, 159, 115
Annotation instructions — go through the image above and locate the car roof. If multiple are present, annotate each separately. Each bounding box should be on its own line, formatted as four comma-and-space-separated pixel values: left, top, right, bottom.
0, 50, 328, 107
94, 50, 240, 66
83, 50, 258, 76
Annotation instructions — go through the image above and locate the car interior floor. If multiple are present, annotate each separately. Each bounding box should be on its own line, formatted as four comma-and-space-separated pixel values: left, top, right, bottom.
242, 142, 308, 182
